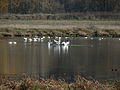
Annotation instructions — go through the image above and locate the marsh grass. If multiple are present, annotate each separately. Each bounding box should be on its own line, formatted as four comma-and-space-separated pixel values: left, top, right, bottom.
0, 75, 118, 90
0, 20, 120, 37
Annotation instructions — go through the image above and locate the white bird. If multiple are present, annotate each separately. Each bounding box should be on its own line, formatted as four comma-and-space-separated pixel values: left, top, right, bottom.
48, 40, 52, 45
54, 40, 61, 45
13, 42, 17, 44
58, 37, 62, 44
85, 37, 88, 39
8, 42, 13, 44
33, 38, 37, 42
91, 37, 93, 40
48, 36, 51, 39
29, 38, 33, 42
59, 37, 61, 40
99, 38, 102, 41
41, 36, 45, 40
65, 37, 68, 39
54, 40, 58, 43
8, 42, 17, 45
24, 37, 27, 42
55, 36, 58, 39
42, 36, 45, 39
61, 42, 70, 46
48, 40, 53, 50
35, 36, 38, 38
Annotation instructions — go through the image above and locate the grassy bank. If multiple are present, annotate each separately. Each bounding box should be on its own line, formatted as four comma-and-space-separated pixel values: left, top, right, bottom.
0, 75, 118, 90
0, 20, 120, 38
1, 13, 120, 20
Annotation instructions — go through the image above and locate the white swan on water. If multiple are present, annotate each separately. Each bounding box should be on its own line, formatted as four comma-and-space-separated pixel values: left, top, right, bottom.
54, 40, 61, 45
29, 38, 32, 42
65, 37, 68, 39
33, 38, 37, 42
61, 41, 70, 46
24, 37, 27, 42
48, 40, 52, 46
84, 37, 88, 39
99, 38, 102, 41
41, 36, 45, 40
13, 42, 17, 44
8, 42, 17, 45
48, 36, 51, 39
8, 42, 12, 44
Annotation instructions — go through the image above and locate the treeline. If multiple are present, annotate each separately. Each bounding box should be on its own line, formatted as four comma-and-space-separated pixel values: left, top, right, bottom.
0, 0, 120, 14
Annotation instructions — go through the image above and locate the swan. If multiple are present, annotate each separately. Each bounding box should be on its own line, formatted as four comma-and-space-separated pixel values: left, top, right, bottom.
48, 40, 52, 45
13, 42, 17, 44
35, 36, 38, 38
42, 36, 45, 39
48, 36, 51, 39
59, 37, 61, 40
99, 38, 102, 41
41, 36, 45, 40
29, 38, 32, 42
54, 40, 61, 45
24, 37, 27, 42
84, 37, 88, 39
54, 40, 58, 43
8, 42, 17, 44
8, 42, 13, 44
33, 38, 37, 42
65, 37, 68, 39
55, 36, 58, 39
90, 37, 93, 40
61, 41, 70, 46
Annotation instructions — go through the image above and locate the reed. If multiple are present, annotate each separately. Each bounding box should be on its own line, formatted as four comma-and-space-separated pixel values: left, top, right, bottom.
0, 75, 117, 90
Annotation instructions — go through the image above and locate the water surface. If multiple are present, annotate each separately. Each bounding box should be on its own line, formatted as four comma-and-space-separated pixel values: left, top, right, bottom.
0, 37, 120, 80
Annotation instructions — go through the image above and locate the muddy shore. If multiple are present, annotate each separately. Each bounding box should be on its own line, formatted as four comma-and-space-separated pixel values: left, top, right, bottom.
0, 27, 120, 38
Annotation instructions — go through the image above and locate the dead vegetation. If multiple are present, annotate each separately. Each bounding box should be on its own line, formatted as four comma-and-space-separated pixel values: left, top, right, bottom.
0, 20, 120, 37
0, 75, 117, 90
0, 20, 120, 38
0, 27, 120, 38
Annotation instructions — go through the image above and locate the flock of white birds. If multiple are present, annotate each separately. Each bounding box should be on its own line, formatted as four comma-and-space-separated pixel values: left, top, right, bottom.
8, 36, 70, 46
8, 36, 120, 45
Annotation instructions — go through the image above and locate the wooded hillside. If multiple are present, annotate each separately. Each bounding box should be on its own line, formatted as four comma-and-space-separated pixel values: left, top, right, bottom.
0, 0, 120, 14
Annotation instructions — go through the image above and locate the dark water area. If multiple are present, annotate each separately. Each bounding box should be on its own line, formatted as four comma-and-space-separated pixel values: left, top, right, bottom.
0, 37, 120, 81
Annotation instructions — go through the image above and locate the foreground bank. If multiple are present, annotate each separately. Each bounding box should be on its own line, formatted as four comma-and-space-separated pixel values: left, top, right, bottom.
0, 76, 118, 90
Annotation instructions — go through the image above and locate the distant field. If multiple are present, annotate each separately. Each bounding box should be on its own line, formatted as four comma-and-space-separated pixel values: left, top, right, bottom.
0, 20, 120, 30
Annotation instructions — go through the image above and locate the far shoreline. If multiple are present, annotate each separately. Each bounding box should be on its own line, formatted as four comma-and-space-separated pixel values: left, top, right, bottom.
0, 20, 120, 38
0, 27, 120, 38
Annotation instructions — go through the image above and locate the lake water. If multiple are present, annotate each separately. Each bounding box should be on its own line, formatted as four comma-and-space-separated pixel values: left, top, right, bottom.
0, 37, 120, 81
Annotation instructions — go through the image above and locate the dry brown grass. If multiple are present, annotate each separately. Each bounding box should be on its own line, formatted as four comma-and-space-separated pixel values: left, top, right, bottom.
0, 20, 120, 37
0, 76, 117, 90
0, 20, 120, 30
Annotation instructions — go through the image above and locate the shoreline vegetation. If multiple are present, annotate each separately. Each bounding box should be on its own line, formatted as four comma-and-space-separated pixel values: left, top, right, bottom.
0, 19, 120, 38
0, 75, 118, 90
1, 13, 120, 20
